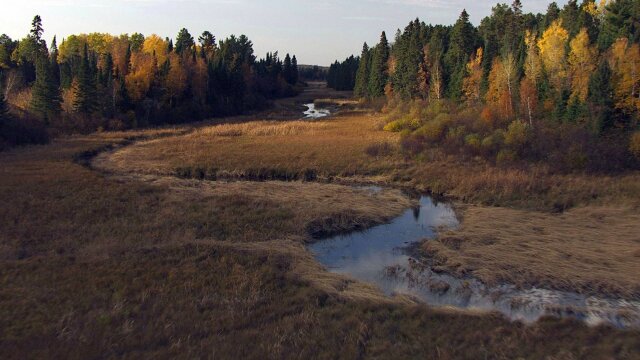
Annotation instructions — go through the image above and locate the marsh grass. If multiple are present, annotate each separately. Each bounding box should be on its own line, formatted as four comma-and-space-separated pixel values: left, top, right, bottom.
2, 89, 640, 358
197, 121, 331, 137
424, 204, 640, 298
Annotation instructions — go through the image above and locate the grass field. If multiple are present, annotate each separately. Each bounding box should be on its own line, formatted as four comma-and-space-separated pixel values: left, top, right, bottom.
2, 85, 640, 358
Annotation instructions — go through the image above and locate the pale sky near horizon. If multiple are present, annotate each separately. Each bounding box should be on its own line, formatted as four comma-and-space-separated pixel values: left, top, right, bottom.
2, 0, 567, 66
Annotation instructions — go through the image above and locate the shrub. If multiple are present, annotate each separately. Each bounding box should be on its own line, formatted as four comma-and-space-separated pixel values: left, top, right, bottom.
400, 134, 426, 156
365, 142, 394, 157
415, 113, 451, 141
383, 120, 405, 132
415, 122, 443, 141
504, 121, 528, 150
446, 126, 466, 142
464, 133, 482, 153
496, 149, 517, 165
566, 145, 589, 171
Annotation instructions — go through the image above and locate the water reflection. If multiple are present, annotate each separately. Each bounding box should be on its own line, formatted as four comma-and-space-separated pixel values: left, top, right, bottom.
309, 195, 640, 328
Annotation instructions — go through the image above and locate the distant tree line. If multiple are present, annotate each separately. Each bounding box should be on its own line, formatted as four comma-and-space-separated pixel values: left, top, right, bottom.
298, 65, 327, 81
332, 0, 640, 171
327, 56, 359, 91
0, 16, 300, 148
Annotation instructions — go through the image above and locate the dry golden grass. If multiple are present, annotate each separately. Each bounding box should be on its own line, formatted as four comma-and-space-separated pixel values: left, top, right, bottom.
425, 205, 640, 298
406, 158, 640, 210
196, 120, 331, 137
97, 110, 403, 179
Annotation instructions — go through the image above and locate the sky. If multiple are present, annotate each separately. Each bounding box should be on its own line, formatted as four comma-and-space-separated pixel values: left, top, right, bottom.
2, 0, 567, 66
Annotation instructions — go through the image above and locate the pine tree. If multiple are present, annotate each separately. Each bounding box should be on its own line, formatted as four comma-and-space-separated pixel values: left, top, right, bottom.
354, 43, 371, 97
31, 55, 61, 121
368, 32, 390, 98
73, 44, 98, 114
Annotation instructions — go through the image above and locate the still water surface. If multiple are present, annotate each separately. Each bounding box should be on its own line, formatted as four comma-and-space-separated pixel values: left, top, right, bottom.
309, 193, 640, 328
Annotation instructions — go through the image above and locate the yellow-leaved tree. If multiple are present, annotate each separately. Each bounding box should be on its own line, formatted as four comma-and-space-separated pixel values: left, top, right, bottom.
165, 53, 188, 103
609, 38, 640, 115
462, 47, 483, 104
538, 20, 569, 91
568, 28, 597, 102
486, 53, 516, 120
126, 52, 156, 102
524, 30, 542, 85
142, 34, 169, 65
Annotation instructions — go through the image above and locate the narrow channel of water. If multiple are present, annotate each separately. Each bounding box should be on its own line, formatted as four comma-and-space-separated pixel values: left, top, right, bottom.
309, 194, 640, 328
303, 103, 331, 119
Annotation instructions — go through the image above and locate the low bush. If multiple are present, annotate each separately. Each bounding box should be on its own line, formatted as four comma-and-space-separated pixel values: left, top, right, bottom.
365, 142, 394, 157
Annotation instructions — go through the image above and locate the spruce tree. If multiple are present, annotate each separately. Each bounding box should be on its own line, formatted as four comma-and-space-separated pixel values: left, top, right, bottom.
166, 38, 174, 53
283, 53, 296, 85
445, 9, 477, 99
588, 61, 615, 133
354, 43, 371, 97
73, 44, 98, 114
368, 31, 390, 98
49, 36, 60, 89
175, 28, 195, 56
291, 55, 299, 84
125, 44, 132, 75
30, 15, 45, 48
198, 31, 215, 59
31, 55, 62, 121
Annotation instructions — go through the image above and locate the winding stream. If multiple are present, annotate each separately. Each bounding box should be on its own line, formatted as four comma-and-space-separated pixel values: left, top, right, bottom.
309, 193, 640, 328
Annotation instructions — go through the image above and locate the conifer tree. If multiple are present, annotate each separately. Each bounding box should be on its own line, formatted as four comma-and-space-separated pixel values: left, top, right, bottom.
49, 36, 60, 89
198, 31, 216, 59
175, 28, 195, 56
283, 53, 294, 84
368, 32, 390, 98
30, 15, 45, 49
445, 10, 477, 99
291, 55, 299, 84
354, 43, 371, 97
73, 44, 98, 114
588, 60, 615, 132
31, 55, 62, 121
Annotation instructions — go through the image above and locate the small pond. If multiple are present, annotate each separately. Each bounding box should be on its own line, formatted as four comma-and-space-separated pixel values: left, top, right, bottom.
309, 194, 640, 328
